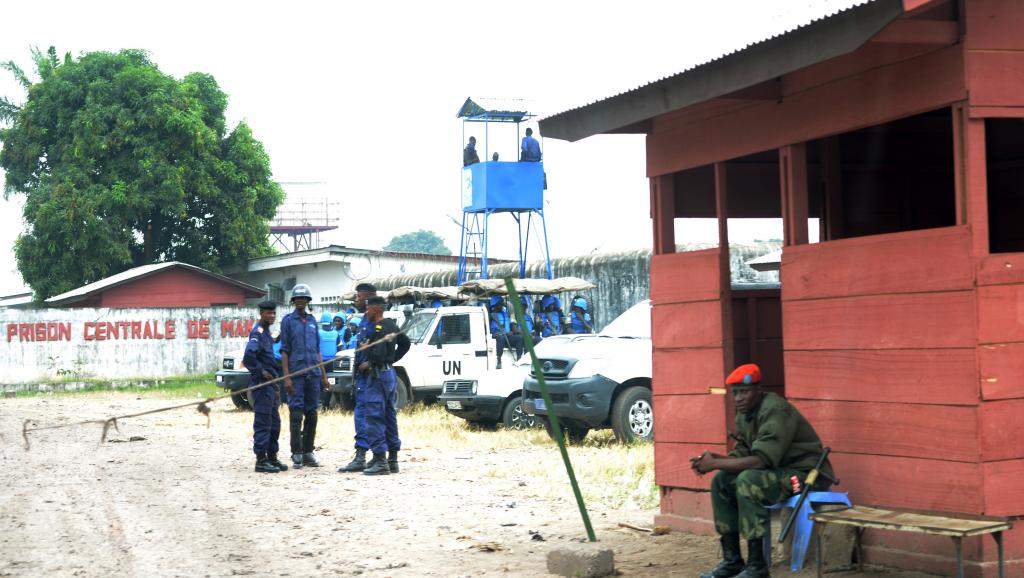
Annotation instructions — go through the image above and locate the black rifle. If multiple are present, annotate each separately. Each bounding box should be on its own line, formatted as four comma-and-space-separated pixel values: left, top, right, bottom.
779, 447, 839, 543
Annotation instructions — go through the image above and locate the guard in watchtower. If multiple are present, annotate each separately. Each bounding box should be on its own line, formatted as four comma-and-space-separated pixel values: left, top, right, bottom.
243, 301, 288, 473
359, 296, 411, 475
280, 284, 330, 469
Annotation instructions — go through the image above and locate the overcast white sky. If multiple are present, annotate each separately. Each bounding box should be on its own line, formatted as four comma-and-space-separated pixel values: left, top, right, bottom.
0, 0, 861, 295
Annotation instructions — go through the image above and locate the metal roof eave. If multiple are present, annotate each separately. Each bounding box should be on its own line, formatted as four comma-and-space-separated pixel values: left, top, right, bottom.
539, 0, 904, 142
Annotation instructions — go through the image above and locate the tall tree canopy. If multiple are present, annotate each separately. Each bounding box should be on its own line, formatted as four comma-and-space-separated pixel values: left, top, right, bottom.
0, 48, 283, 299
383, 230, 452, 256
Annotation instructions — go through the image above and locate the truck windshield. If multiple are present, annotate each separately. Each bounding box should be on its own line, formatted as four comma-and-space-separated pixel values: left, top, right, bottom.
402, 311, 438, 344
600, 300, 652, 339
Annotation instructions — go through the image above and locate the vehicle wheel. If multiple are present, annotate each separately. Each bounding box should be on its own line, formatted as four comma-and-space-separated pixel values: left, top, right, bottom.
395, 376, 410, 410
231, 391, 251, 410
501, 395, 534, 430
611, 386, 654, 443
540, 417, 589, 444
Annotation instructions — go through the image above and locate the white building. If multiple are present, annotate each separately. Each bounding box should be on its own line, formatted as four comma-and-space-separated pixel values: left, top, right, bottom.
231, 245, 488, 308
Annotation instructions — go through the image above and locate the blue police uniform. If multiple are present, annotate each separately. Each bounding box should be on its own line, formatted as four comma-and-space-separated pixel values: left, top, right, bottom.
571, 311, 592, 334
243, 323, 281, 457
362, 318, 410, 465
279, 309, 322, 458
352, 315, 373, 451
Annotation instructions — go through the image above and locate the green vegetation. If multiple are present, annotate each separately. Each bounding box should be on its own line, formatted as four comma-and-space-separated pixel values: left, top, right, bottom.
383, 230, 452, 256
13, 377, 219, 399
0, 47, 284, 299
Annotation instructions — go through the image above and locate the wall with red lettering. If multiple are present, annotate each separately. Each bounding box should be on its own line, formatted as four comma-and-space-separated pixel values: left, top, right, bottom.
1, 306, 256, 383
98, 268, 247, 308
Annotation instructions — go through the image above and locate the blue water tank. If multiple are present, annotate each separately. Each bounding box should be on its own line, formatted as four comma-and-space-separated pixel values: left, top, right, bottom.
462, 161, 543, 212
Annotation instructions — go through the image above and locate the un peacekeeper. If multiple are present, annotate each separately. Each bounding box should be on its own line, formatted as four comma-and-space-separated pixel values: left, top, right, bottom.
280, 284, 331, 469
339, 282, 377, 473
360, 296, 411, 475
691, 363, 835, 578
243, 301, 289, 474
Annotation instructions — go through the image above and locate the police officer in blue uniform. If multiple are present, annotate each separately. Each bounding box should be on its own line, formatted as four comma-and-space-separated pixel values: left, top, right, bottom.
279, 284, 330, 469
340, 283, 377, 472
539, 295, 563, 338
360, 296, 411, 475
244, 300, 288, 473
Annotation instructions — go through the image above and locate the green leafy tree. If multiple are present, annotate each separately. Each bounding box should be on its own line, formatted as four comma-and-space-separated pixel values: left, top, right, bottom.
0, 48, 283, 299
383, 230, 452, 256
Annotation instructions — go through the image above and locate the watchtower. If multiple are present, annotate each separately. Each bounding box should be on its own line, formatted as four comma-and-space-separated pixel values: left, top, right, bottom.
269, 184, 340, 252
456, 97, 552, 284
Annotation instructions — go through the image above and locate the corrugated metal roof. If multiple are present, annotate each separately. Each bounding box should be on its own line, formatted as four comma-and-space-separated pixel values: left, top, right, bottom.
539, 0, 905, 142
45, 262, 265, 305
457, 97, 536, 122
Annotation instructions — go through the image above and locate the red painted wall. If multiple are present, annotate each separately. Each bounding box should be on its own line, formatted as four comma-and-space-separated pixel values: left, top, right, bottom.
648, 2, 1024, 575
99, 268, 246, 308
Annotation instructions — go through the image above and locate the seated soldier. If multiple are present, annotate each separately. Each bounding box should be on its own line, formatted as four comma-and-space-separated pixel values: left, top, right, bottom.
691, 363, 835, 578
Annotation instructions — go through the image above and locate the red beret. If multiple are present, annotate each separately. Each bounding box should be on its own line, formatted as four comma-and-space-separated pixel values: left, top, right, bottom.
726, 363, 762, 386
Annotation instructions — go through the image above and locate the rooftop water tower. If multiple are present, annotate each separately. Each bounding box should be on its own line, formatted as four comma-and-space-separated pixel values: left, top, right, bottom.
456, 97, 552, 284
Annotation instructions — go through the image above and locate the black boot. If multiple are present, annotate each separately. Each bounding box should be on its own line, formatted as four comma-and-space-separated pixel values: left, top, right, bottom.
291, 453, 304, 469
699, 534, 745, 578
302, 452, 321, 467
339, 448, 367, 472
387, 450, 399, 474
268, 453, 288, 471
363, 453, 390, 476
734, 539, 769, 578
255, 454, 279, 474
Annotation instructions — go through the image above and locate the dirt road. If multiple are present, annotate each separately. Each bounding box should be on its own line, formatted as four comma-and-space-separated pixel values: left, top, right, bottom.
0, 395, 936, 577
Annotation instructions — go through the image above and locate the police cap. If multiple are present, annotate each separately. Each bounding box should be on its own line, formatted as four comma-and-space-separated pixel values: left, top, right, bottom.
257, 300, 278, 310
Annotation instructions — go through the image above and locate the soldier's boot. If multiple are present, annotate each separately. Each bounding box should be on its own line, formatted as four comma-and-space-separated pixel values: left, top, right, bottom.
339, 448, 367, 473
698, 534, 745, 578
291, 453, 304, 469
255, 454, 280, 474
387, 450, 399, 474
363, 453, 390, 476
268, 453, 288, 471
496, 359, 503, 370
734, 539, 769, 578
302, 452, 321, 467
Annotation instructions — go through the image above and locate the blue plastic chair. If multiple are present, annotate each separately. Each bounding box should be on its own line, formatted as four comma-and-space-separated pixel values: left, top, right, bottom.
766, 491, 852, 571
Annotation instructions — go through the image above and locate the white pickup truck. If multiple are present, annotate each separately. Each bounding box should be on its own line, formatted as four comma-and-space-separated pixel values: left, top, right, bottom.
521, 300, 652, 443
330, 305, 519, 408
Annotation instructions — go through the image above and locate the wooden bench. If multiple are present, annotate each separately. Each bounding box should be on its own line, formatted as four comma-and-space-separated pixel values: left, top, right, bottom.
810, 506, 1012, 578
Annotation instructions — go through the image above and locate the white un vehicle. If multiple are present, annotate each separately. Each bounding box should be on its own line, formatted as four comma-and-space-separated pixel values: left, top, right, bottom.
521, 300, 652, 443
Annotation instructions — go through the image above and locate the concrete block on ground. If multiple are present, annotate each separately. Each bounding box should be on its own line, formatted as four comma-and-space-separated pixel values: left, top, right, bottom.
546, 544, 615, 578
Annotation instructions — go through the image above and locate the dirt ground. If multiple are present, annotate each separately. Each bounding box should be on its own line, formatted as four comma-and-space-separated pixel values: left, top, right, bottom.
0, 394, 939, 578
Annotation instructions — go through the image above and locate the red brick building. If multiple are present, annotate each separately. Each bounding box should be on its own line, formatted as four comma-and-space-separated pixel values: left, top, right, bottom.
45, 262, 265, 308
541, 0, 1024, 575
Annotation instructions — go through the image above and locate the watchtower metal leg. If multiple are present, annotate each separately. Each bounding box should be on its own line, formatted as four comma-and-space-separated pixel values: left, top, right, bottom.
993, 531, 1005, 578
953, 536, 964, 578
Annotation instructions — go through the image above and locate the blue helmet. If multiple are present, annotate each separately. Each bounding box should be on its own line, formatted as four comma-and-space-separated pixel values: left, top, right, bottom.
572, 297, 588, 311
541, 295, 556, 310
430, 299, 443, 308
553, 297, 562, 310
320, 312, 334, 324
333, 313, 344, 322
489, 295, 504, 307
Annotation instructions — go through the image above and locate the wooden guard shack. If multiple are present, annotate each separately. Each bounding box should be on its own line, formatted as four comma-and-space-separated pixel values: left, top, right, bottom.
540, 0, 1024, 575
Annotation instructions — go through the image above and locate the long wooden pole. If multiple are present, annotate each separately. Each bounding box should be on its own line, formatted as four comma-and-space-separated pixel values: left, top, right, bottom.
504, 278, 596, 542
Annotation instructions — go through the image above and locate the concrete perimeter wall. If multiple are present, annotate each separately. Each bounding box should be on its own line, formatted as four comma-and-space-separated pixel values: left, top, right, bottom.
1, 307, 254, 385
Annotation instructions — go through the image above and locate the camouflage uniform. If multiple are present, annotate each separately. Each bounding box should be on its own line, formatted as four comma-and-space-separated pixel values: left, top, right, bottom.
711, 392, 834, 540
